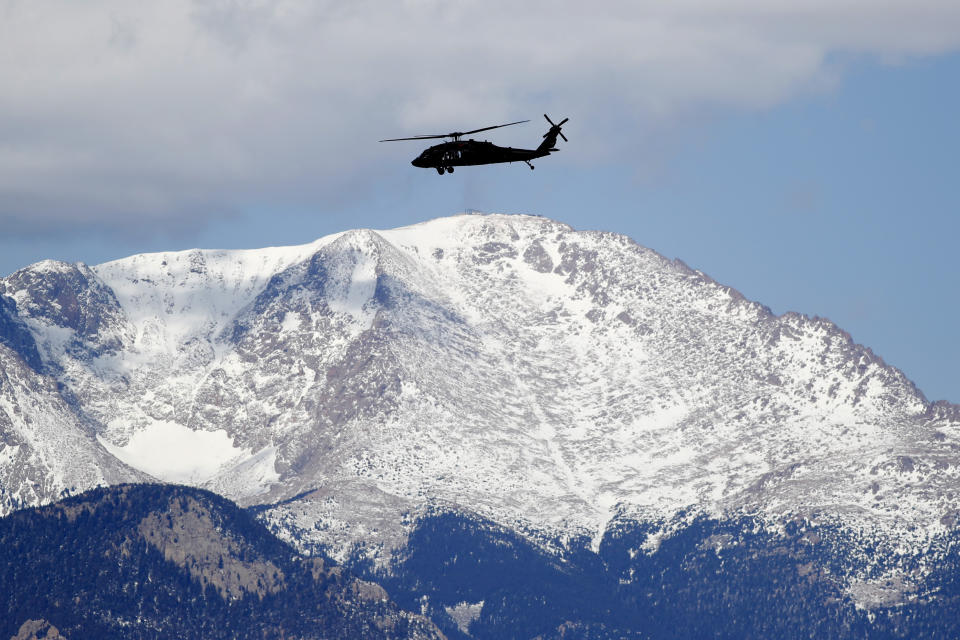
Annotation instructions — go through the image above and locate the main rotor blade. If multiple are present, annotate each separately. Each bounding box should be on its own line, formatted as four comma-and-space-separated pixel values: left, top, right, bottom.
379, 119, 529, 142
456, 119, 530, 137
379, 133, 453, 142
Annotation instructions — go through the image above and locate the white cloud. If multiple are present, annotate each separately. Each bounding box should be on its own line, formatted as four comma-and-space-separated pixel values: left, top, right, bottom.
1, 0, 958, 233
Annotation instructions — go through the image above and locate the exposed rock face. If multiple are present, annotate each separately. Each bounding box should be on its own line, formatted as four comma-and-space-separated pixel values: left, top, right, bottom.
3, 261, 127, 358
137, 492, 287, 600
10, 620, 64, 640
0, 295, 41, 372
0, 213, 958, 614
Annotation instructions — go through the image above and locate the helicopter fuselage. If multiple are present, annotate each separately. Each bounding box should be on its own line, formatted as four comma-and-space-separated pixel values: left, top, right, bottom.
381, 114, 567, 174
411, 139, 553, 170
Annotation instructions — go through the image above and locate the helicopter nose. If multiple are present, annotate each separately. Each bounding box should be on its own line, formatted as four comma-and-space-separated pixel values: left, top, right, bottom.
412, 156, 426, 168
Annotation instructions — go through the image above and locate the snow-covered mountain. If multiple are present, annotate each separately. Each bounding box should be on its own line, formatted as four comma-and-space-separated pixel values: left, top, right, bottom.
0, 279, 149, 513
1, 213, 958, 604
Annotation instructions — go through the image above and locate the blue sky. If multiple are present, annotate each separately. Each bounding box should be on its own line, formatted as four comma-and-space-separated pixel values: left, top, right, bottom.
1, 3, 958, 402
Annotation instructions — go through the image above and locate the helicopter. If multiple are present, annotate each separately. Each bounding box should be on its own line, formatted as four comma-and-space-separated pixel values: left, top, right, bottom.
380, 114, 568, 174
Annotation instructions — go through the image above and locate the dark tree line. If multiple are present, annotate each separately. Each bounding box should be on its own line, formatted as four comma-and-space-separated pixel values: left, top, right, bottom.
0, 484, 435, 640
357, 510, 960, 640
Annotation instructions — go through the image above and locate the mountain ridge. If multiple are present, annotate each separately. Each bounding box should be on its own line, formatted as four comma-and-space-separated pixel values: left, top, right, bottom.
1, 213, 958, 611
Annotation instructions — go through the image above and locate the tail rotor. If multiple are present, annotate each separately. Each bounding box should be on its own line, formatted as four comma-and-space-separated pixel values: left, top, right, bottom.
543, 114, 568, 142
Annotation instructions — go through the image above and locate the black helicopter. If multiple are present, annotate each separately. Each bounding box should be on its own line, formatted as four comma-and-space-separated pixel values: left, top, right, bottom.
380, 114, 568, 174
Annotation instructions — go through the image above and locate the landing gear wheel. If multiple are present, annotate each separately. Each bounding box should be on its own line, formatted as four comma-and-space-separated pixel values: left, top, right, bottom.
437, 167, 445, 175
447, 166, 454, 173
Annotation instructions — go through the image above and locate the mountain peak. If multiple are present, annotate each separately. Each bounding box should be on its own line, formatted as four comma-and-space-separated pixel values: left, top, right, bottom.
0, 213, 956, 569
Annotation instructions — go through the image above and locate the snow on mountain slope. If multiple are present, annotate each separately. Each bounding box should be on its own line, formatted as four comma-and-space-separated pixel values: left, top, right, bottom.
93, 240, 334, 354
0, 339, 147, 513
0, 263, 150, 511
1, 213, 958, 578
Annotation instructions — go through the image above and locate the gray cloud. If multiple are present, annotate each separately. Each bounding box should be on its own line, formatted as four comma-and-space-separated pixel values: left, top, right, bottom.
1, 0, 959, 235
